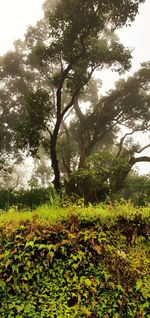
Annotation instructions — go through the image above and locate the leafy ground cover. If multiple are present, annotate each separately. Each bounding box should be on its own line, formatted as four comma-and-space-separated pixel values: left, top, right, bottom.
0, 202, 150, 317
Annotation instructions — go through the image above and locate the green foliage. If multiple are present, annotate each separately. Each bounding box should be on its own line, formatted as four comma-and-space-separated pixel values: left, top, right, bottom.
0, 0, 149, 197
123, 173, 150, 206
1, 51, 22, 77
73, 151, 129, 202
16, 89, 52, 155
83, 151, 128, 179
0, 203, 149, 317
0, 186, 53, 210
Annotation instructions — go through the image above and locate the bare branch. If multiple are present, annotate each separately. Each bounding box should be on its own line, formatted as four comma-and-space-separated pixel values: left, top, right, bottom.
63, 107, 74, 122
136, 143, 150, 153
131, 156, 150, 164
116, 131, 135, 157
46, 126, 52, 138
117, 127, 150, 158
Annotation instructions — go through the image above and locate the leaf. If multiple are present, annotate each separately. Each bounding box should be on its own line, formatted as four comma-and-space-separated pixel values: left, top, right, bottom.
38, 244, 47, 250
136, 279, 143, 291
85, 278, 92, 287
93, 244, 101, 254
0, 279, 6, 291
85, 308, 91, 317
16, 304, 25, 313
102, 271, 110, 282
26, 241, 34, 247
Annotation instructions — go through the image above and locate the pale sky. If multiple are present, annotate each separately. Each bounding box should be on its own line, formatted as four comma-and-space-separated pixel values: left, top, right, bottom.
0, 0, 149, 174
0, 0, 44, 54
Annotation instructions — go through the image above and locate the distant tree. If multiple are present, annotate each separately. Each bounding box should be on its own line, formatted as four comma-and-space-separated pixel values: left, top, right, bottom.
0, 153, 30, 190
123, 172, 150, 205
29, 150, 52, 187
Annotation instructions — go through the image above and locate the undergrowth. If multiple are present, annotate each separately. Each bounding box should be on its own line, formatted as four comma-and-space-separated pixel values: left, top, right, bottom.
0, 202, 149, 317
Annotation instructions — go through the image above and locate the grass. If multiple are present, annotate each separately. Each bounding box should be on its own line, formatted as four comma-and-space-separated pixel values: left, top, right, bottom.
0, 200, 149, 228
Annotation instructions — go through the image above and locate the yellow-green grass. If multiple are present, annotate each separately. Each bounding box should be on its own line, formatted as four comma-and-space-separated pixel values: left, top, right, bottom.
0, 201, 149, 229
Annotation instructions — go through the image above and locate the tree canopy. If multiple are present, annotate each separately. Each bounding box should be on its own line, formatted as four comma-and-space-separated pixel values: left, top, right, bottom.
0, 0, 149, 199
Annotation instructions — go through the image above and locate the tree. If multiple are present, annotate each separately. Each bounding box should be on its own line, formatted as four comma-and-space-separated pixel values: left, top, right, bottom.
69, 151, 129, 203
123, 172, 150, 205
29, 151, 53, 187
59, 63, 150, 194
0, 0, 146, 193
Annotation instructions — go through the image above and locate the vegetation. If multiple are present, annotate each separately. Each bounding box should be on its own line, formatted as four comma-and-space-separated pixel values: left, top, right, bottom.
0, 0, 149, 198
0, 202, 149, 317
0, 1, 149, 317
122, 173, 150, 206
0, 172, 149, 210
0, 186, 53, 210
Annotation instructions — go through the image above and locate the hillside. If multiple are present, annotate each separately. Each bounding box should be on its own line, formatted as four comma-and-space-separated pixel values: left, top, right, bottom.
0, 203, 149, 317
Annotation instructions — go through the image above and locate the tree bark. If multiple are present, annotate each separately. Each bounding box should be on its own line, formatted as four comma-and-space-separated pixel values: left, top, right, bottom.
50, 133, 61, 192
73, 96, 91, 169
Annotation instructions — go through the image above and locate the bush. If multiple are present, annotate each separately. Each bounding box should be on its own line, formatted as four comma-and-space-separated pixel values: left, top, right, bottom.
122, 174, 150, 206
0, 204, 149, 317
0, 186, 53, 210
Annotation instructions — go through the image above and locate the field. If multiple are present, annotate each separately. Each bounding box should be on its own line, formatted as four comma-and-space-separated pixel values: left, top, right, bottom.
0, 202, 149, 317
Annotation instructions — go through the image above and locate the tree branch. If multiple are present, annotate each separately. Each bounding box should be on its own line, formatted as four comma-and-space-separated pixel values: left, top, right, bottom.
136, 143, 150, 153
74, 92, 84, 122
116, 131, 135, 157
61, 69, 94, 120
131, 156, 150, 164
56, 62, 73, 116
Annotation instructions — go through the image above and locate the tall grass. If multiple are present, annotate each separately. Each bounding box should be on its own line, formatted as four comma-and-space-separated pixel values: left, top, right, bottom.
0, 197, 149, 230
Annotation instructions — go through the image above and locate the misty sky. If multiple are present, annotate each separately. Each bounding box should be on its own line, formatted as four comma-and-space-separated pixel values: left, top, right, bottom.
0, 0, 149, 174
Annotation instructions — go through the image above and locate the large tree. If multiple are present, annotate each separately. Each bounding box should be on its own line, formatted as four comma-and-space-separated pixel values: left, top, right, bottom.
0, 0, 147, 192
59, 63, 150, 180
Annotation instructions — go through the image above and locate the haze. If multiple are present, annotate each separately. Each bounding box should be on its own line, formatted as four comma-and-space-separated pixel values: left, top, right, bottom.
0, 0, 149, 174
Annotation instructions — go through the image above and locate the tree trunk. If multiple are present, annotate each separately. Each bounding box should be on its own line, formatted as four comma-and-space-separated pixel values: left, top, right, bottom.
78, 127, 91, 169
112, 167, 131, 192
50, 134, 61, 192
113, 155, 150, 192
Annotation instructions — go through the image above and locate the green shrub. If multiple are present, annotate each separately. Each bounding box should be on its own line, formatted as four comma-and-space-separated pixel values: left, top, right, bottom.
0, 186, 53, 210
0, 204, 149, 317
122, 174, 150, 206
